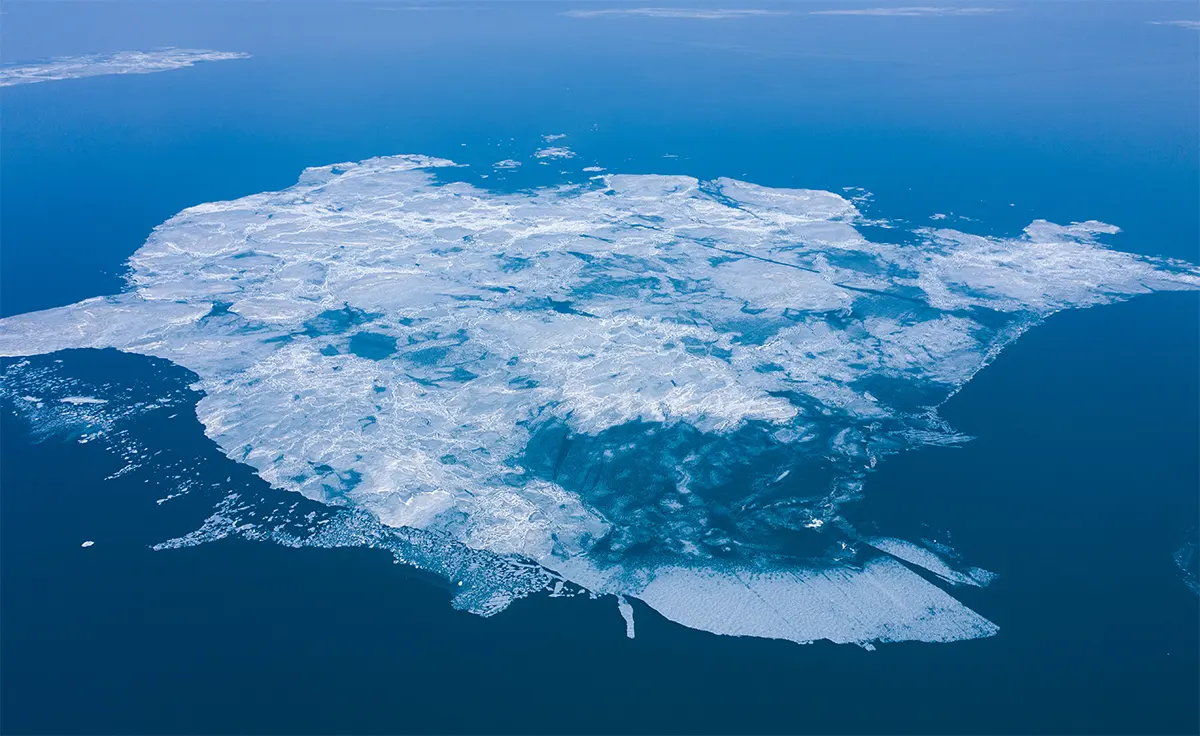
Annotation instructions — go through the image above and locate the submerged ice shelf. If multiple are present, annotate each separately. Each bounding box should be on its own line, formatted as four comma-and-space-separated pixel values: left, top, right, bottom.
1, 154, 1196, 646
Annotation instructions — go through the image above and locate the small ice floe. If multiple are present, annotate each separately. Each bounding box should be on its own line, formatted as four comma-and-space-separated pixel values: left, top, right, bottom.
865, 536, 994, 587
81, 540, 94, 548
617, 594, 636, 639
60, 396, 107, 405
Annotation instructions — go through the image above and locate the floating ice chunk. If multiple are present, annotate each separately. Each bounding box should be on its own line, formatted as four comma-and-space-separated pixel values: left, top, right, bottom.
617, 595, 636, 638
714, 177, 859, 222
534, 146, 576, 160
0, 153, 1195, 648
81, 541, 94, 548
914, 225, 1197, 313
0, 296, 211, 359
864, 537, 992, 587
610, 558, 998, 646
0, 48, 249, 87
1023, 219, 1120, 243
60, 396, 109, 405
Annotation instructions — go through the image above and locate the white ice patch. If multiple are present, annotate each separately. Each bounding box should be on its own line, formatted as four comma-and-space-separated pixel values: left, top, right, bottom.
60, 396, 108, 405
617, 595, 636, 639
0, 48, 250, 87
534, 146, 575, 160
864, 537, 990, 587
1, 153, 1195, 648
629, 558, 998, 645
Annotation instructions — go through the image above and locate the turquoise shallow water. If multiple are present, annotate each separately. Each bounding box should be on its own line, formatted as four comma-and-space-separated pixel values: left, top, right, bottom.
1, 1, 1197, 732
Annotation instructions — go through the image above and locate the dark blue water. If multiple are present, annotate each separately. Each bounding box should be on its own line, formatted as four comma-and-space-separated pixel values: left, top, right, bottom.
2, 2, 1197, 733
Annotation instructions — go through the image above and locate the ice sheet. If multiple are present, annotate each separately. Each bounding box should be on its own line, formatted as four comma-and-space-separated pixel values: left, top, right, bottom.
2, 154, 1195, 646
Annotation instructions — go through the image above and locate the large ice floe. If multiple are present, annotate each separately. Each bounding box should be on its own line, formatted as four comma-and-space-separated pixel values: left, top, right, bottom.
2, 154, 1197, 646
0, 49, 249, 87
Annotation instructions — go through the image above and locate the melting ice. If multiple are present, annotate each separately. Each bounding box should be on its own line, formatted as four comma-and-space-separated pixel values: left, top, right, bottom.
1, 155, 1196, 646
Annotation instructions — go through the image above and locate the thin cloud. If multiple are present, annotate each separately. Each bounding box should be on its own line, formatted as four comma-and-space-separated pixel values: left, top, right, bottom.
810, 7, 1004, 17
564, 8, 785, 19
1147, 20, 1200, 30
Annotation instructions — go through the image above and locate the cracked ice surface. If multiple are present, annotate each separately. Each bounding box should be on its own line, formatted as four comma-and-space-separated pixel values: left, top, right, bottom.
1, 154, 1196, 646
0, 48, 250, 87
